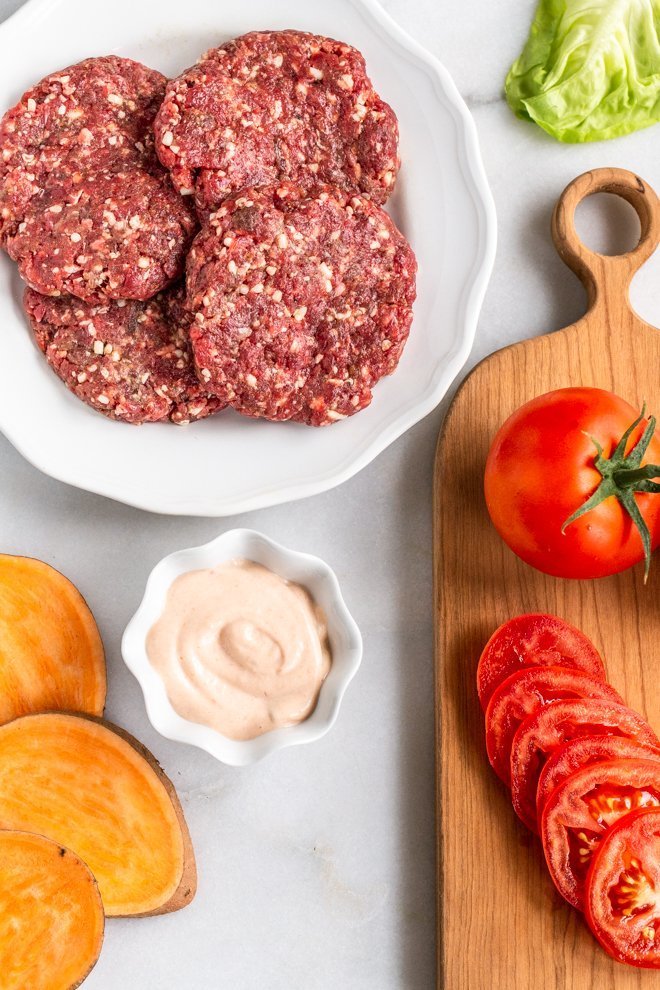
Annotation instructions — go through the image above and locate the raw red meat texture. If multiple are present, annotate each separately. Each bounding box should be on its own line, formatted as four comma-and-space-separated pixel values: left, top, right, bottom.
155, 30, 399, 215
0, 56, 196, 301
24, 283, 222, 424
186, 182, 416, 426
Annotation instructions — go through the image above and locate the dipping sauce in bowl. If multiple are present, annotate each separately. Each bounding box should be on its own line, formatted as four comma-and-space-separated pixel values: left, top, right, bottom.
146, 559, 331, 740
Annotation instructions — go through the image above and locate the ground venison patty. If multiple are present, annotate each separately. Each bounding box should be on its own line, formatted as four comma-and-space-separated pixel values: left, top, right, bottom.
8, 165, 196, 301
186, 182, 416, 426
0, 57, 197, 301
24, 284, 222, 425
155, 31, 399, 215
0, 56, 166, 242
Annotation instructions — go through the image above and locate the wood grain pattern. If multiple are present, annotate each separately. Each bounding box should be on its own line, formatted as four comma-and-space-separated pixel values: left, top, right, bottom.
434, 168, 660, 990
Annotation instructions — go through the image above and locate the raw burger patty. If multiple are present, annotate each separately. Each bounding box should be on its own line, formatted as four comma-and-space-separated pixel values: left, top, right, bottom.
8, 165, 196, 301
0, 57, 196, 300
186, 183, 417, 426
24, 285, 222, 425
0, 56, 162, 239
155, 30, 399, 214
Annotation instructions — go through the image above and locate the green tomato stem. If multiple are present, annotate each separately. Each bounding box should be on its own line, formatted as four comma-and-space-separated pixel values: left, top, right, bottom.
562, 407, 660, 582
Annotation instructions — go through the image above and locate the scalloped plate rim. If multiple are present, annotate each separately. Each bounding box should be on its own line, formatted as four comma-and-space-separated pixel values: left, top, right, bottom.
0, 0, 496, 515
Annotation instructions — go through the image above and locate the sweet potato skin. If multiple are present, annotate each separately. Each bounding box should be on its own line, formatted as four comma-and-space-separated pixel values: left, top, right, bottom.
0, 829, 104, 990
0, 555, 106, 723
0, 712, 196, 917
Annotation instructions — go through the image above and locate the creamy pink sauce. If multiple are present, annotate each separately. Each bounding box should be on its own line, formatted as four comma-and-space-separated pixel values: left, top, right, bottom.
146, 559, 331, 740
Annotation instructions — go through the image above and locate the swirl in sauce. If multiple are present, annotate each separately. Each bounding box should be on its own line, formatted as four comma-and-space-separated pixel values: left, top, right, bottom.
146, 559, 331, 740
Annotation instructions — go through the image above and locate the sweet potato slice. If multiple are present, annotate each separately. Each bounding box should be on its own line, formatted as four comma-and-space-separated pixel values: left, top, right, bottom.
0, 829, 104, 990
0, 713, 196, 916
0, 555, 106, 723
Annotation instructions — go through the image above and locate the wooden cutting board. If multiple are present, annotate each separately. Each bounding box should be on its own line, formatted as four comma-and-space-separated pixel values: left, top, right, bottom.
434, 167, 660, 990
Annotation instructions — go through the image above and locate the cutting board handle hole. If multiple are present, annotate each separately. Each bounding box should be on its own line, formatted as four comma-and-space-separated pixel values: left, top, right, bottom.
552, 168, 660, 304
574, 193, 641, 257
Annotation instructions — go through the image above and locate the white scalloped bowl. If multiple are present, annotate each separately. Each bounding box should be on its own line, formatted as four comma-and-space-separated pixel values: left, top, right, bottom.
122, 529, 362, 766
0, 0, 495, 515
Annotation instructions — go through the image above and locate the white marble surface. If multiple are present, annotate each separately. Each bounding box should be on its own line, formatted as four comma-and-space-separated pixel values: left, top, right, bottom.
2, 2, 660, 988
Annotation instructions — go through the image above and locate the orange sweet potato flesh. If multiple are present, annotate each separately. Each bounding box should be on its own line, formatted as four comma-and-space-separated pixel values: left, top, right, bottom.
0, 555, 106, 723
0, 829, 104, 990
0, 713, 196, 917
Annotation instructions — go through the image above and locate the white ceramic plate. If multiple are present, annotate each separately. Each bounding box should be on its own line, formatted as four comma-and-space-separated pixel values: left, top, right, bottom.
0, 0, 495, 515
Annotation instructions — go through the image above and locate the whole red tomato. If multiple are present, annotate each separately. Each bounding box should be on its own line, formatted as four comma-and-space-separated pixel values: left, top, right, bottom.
484, 387, 660, 579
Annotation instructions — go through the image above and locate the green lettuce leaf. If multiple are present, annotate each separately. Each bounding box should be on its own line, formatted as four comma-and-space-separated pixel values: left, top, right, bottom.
506, 0, 660, 142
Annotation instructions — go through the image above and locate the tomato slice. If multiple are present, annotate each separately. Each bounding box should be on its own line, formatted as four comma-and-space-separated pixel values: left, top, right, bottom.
510, 700, 659, 832
485, 668, 623, 785
541, 759, 660, 909
476, 614, 605, 710
537, 736, 660, 827
585, 808, 660, 969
